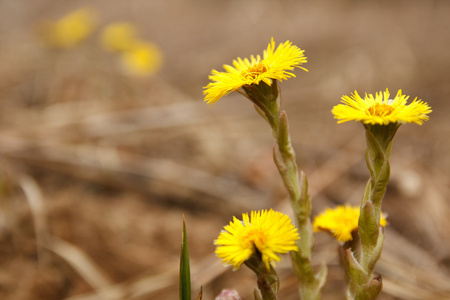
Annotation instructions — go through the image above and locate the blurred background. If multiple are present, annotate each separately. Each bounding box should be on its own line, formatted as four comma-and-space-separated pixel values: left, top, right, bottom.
0, 0, 449, 299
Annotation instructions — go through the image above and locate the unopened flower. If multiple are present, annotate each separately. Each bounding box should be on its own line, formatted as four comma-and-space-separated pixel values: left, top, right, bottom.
120, 41, 163, 76
203, 38, 307, 105
313, 205, 387, 242
215, 289, 242, 300
100, 22, 139, 52
39, 8, 97, 49
332, 89, 431, 125
215, 209, 299, 270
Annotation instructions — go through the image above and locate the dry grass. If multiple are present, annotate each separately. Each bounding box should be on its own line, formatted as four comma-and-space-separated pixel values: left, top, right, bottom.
0, 0, 450, 299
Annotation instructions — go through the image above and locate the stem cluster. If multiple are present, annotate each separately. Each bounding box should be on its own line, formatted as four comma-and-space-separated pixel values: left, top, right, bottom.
344, 123, 399, 300
243, 81, 327, 300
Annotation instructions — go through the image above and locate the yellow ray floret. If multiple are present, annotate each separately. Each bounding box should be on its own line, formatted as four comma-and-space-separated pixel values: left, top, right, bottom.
203, 37, 308, 105
215, 209, 300, 270
313, 205, 387, 242
332, 89, 431, 125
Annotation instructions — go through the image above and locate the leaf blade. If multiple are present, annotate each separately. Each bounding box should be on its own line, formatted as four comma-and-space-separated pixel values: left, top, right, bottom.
180, 216, 191, 300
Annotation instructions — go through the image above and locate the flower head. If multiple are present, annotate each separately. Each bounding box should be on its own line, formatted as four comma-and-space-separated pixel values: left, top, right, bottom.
39, 8, 97, 49
100, 22, 139, 52
215, 289, 242, 300
215, 209, 299, 270
203, 38, 307, 105
120, 41, 163, 76
332, 89, 431, 125
313, 205, 387, 242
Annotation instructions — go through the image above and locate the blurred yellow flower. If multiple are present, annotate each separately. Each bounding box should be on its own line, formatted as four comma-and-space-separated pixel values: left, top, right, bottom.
313, 205, 387, 242
120, 41, 163, 76
203, 37, 308, 105
215, 209, 299, 270
100, 22, 138, 52
332, 89, 431, 125
40, 8, 97, 49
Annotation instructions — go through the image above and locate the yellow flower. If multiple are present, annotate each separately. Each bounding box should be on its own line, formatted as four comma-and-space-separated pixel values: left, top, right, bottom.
203, 37, 308, 105
313, 205, 387, 242
120, 41, 163, 76
215, 209, 299, 270
40, 8, 97, 49
100, 22, 139, 52
332, 89, 431, 125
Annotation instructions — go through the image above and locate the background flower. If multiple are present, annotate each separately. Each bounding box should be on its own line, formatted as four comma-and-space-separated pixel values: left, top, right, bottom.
39, 7, 97, 49
119, 41, 163, 76
100, 22, 138, 52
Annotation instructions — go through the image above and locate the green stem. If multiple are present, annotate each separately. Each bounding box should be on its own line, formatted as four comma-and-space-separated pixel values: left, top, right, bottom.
245, 252, 279, 300
271, 107, 326, 300
243, 81, 326, 299
347, 125, 398, 300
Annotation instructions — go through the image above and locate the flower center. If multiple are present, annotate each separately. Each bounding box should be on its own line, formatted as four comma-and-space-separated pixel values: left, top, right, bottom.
244, 228, 267, 250
367, 103, 395, 117
340, 216, 357, 230
242, 62, 267, 80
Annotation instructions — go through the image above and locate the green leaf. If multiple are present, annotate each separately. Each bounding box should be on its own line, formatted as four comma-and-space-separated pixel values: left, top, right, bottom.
358, 202, 379, 271
297, 171, 312, 222
273, 146, 296, 200
254, 287, 263, 300
278, 112, 296, 164
370, 160, 390, 209
315, 263, 328, 288
359, 202, 379, 251
355, 276, 383, 300
367, 228, 384, 275
254, 103, 271, 125
180, 216, 191, 300
365, 129, 385, 178
344, 248, 368, 287
361, 179, 371, 207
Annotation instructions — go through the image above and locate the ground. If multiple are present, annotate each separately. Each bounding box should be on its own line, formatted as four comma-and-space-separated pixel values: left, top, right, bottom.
0, 0, 450, 299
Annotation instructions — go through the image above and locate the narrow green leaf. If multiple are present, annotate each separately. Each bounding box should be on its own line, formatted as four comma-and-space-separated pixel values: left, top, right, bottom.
273, 146, 296, 200
291, 251, 315, 285
253, 103, 271, 125
355, 276, 383, 300
365, 129, 385, 177
361, 179, 371, 207
344, 248, 368, 287
358, 202, 379, 271
367, 228, 384, 275
315, 263, 328, 292
278, 112, 296, 163
297, 172, 312, 224
254, 287, 263, 300
180, 215, 191, 300
371, 160, 390, 210
359, 202, 379, 251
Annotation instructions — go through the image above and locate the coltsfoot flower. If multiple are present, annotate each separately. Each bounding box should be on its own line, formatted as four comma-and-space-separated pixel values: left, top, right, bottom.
203, 38, 307, 105
100, 22, 138, 52
120, 41, 163, 76
332, 89, 431, 125
313, 205, 387, 242
39, 7, 97, 49
215, 209, 299, 270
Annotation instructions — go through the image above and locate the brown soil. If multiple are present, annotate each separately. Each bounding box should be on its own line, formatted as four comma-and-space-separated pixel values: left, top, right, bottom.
0, 1, 449, 299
